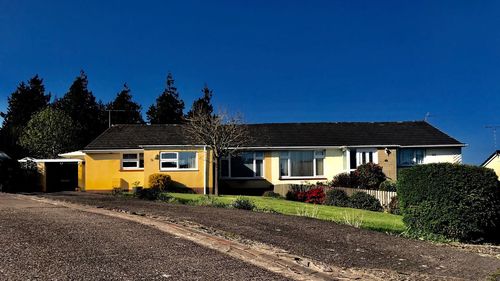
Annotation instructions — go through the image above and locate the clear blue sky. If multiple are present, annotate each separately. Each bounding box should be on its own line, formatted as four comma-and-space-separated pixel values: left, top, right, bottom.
0, 1, 499, 164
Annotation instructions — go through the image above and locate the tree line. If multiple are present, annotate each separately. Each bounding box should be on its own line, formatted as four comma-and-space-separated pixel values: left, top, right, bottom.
0, 71, 214, 159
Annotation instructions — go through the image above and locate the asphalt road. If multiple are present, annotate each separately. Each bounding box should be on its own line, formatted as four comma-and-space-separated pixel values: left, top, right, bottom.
0, 193, 289, 281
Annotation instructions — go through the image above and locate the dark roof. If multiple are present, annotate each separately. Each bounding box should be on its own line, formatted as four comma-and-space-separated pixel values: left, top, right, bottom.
481, 150, 500, 166
84, 121, 464, 150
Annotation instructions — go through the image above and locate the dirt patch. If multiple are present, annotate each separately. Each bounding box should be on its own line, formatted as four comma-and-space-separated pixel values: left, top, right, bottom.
42, 192, 500, 280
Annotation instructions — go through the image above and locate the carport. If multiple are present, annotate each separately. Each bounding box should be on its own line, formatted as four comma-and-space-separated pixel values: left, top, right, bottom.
19, 158, 83, 192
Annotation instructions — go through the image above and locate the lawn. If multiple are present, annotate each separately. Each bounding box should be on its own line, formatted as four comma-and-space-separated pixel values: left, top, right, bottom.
168, 193, 405, 234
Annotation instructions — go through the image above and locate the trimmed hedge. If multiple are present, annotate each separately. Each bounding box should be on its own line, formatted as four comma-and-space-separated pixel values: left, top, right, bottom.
398, 163, 500, 242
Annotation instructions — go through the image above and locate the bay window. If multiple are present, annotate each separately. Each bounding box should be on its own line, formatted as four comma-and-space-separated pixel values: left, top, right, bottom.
122, 153, 144, 170
279, 150, 325, 178
221, 152, 264, 178
160, 152, 197, 170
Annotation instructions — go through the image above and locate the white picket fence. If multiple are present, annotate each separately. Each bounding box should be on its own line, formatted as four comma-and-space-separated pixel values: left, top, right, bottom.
333, 187, 397, 207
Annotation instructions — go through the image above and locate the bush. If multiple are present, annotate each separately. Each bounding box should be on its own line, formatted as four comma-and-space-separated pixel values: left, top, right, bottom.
330, 173, 357, 188
262, 191, 282, 198
353, 163, 386, 190
398, 163, 500, 242
231, 197, 256, 210
379, 180, 397, 192
324, 189, 350, 207
349, 192, 382, 212
111, 187, 124, 196
148, 173, 172, 192
285, 184, 316, 201
135, 187, 161, 200
388, 196, 400, 215
157, 192, 172, 202
0, 159, 20, 193
304, 188, 325, 204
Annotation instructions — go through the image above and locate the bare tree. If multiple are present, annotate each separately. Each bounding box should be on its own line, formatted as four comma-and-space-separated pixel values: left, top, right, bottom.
185, 109, 250, 195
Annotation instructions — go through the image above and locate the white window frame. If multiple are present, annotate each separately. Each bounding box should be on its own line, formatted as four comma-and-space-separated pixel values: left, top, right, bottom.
121, 153, 144, 170
159, 151, 198, 171
356, 148, 378, 167
221, 152, 265, 179
279, 150, 325, 179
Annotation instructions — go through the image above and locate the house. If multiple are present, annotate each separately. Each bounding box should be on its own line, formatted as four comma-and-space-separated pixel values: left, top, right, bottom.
76, 121, 464, 194
481, 150, 500, 179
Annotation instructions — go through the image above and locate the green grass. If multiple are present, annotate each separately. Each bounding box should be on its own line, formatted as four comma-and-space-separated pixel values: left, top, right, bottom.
168, 193, 405, 234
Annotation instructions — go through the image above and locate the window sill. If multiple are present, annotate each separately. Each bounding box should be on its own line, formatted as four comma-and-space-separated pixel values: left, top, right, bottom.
160, 168, 199, 172
279, 177, 327, 180
221, 177, 266, 180
120, 168, 144, 172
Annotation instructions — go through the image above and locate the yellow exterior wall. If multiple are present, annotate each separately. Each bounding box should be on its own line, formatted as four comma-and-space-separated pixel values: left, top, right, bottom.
84, 153, 143, 191
143, 148, 209, 193
84, 148, 213, 193
484, 154, 500, 180
78, 162, 85, 190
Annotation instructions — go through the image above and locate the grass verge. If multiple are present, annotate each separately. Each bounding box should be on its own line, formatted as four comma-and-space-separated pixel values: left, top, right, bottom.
168, 193, 405, 234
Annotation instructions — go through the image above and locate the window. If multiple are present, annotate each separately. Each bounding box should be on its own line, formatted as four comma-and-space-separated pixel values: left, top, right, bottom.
160, 152, 197, 170
279, 150, 325, 178
348, 149, 378, 170
122, 153, 144, 170
398, 149, 425, 166
221, 152, 264, 178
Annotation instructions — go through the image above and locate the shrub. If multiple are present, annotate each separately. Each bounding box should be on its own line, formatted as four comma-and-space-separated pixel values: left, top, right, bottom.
330, 173, 357, 188
353, 163, 386, 190
304, 188, 325, 204
285, 190, 298, 201
286, 184, 316, 201
148, 174, 172, 192
262, 191, 282, 198
324, 189, 350, 207
398, 163, 500, 242
379, 180, 397, 192
349, 192, 382, 212
231, 197, 256, 210
111, 187, 124, 196
388, 196, 400, 215
0, 159, 20, 193
135, 187, 161, 200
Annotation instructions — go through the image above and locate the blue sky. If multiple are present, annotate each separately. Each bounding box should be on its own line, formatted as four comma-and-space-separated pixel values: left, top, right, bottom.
0, 1, 499, 164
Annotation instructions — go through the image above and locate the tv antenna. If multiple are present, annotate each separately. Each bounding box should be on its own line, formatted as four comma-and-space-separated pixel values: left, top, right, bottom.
107, 109, 127, 128
424, 112, 432, 122
485, 125, 500, 149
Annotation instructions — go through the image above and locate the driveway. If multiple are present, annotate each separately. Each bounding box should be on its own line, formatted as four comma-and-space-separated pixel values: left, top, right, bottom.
40, 192, 500, 281
0, 193, 289, 281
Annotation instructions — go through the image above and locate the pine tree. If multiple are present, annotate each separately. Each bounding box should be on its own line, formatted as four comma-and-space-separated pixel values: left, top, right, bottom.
0, 75, 51, 158
147, 73, 185, 124
186, 84, 214, 119
107, 84, 144, 125
54, 71, 107, 149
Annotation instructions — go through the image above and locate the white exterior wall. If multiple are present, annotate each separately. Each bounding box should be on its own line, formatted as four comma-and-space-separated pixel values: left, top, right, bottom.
423, 147, 462, 164
269, 148, 344, 185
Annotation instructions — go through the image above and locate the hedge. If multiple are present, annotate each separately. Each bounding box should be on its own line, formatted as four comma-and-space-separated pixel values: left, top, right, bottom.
398, 163, 500, 242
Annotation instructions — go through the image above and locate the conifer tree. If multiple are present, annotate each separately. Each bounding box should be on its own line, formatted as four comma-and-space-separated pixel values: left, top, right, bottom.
107, 83, 144, 125
147, 73, 185, 124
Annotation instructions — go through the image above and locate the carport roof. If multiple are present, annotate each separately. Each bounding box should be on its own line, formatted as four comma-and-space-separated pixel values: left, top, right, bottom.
84, 121, 464, 150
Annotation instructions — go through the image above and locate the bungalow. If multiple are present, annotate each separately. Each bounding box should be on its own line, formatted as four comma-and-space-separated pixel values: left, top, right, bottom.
481, 150, 500, 179
76, 121, 464, 194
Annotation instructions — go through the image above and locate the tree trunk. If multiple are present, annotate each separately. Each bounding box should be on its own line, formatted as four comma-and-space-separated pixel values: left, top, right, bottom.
214, 157, 219, 196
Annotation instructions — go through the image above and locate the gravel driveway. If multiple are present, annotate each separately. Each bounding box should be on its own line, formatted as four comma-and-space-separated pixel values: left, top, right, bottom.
0, 193, 289, 281
40, 192, 500, 281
